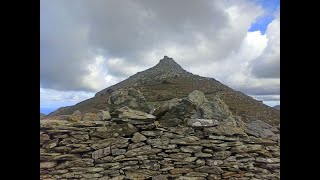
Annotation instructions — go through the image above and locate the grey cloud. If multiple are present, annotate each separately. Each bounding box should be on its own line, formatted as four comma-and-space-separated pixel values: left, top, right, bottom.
236, 85, 279, 95
250, 54, 280, 78
106, 58, 141, 78
83, 0, 234, 61
40, 0, 95, 91
41, 0, 271, 95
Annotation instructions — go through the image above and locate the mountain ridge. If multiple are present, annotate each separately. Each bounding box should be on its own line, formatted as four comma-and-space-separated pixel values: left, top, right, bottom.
95, 56, 194, 97
273, 105, 280, 110
49, 56, 279, 125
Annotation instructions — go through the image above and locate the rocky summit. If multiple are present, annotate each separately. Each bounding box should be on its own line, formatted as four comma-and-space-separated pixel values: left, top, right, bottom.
41, 89, 280, 180
49, 56, 280, 126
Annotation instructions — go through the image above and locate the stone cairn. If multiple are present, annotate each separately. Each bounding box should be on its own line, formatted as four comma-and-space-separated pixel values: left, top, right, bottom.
40, 88, 280, 180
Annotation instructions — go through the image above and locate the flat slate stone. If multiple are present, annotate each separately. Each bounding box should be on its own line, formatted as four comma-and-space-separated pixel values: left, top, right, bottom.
92, 147, 111, 160
187, 119, 220, 127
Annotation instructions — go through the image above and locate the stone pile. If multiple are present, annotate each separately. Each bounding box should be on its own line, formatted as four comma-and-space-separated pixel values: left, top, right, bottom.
40, 88, 280, 180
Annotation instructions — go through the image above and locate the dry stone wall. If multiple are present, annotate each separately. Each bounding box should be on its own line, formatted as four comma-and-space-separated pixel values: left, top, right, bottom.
40, 89, 280, 180
40, 120, 279, 180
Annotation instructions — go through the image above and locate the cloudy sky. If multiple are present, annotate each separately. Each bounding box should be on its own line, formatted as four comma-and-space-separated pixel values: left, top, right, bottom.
40, 0, 280, 114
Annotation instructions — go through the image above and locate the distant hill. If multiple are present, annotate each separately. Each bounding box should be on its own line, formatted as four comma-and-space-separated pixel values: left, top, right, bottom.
49, 56, 280, 125
40, 113, 47, 120
273, 105, 280, 110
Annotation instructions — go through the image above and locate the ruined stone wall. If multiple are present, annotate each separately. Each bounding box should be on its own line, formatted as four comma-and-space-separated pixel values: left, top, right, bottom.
40, 119, 280, 180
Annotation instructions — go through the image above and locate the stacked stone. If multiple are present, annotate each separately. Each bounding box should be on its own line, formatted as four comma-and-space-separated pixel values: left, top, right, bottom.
40, 89, 280, 180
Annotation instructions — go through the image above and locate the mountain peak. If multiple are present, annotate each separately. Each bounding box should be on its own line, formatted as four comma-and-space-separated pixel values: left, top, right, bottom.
159, 55, 177, 63
155, 56, 185, 73
51, 55, 280, 126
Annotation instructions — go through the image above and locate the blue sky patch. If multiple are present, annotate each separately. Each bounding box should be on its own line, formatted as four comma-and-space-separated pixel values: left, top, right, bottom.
40, 107, 57, 115
249, 0, 280, 34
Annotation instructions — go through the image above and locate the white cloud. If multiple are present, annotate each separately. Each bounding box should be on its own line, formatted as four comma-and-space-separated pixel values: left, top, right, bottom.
185, 30, 272, 95
251, 94, 280, 107
104, 75, 125, 88
250, 13, 280, 78
82, 56, 108, 91
40, 88, 94, 108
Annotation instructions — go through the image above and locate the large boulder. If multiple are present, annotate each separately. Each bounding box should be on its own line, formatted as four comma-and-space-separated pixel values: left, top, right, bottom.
200, 95, 232, 120
187, 119, 220, 127
79, 110, 111, 121
245, 120, 279, 141
108, 88, 150, 113
188, 90, 208, 106
159, 99, 202, 120
153, 98, 180, 117
159, 118, 183, 127
154, 90, 241, 127
112, 106, 156, 120
81, 113, 101, 121
69, 110, 82, 121
99, 110, 111, 120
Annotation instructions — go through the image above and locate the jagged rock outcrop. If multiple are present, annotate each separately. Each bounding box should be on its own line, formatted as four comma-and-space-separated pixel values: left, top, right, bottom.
188, 90, 209, 106
40, 89, 280, 180
155, 90, 238, 128
108, 88, 151, 113
69, 110, 82, 121
245, 120, 280, 141
99, 110, 111, 120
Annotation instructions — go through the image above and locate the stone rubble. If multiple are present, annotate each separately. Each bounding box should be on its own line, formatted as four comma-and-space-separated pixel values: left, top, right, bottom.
40, 89, 280, 180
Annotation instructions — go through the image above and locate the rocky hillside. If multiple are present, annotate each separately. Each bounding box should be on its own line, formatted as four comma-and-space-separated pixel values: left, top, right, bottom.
49, 56, 280, 126
41, 89, 280, 180
40, 113, 47, 120
273, 105, 280, 110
